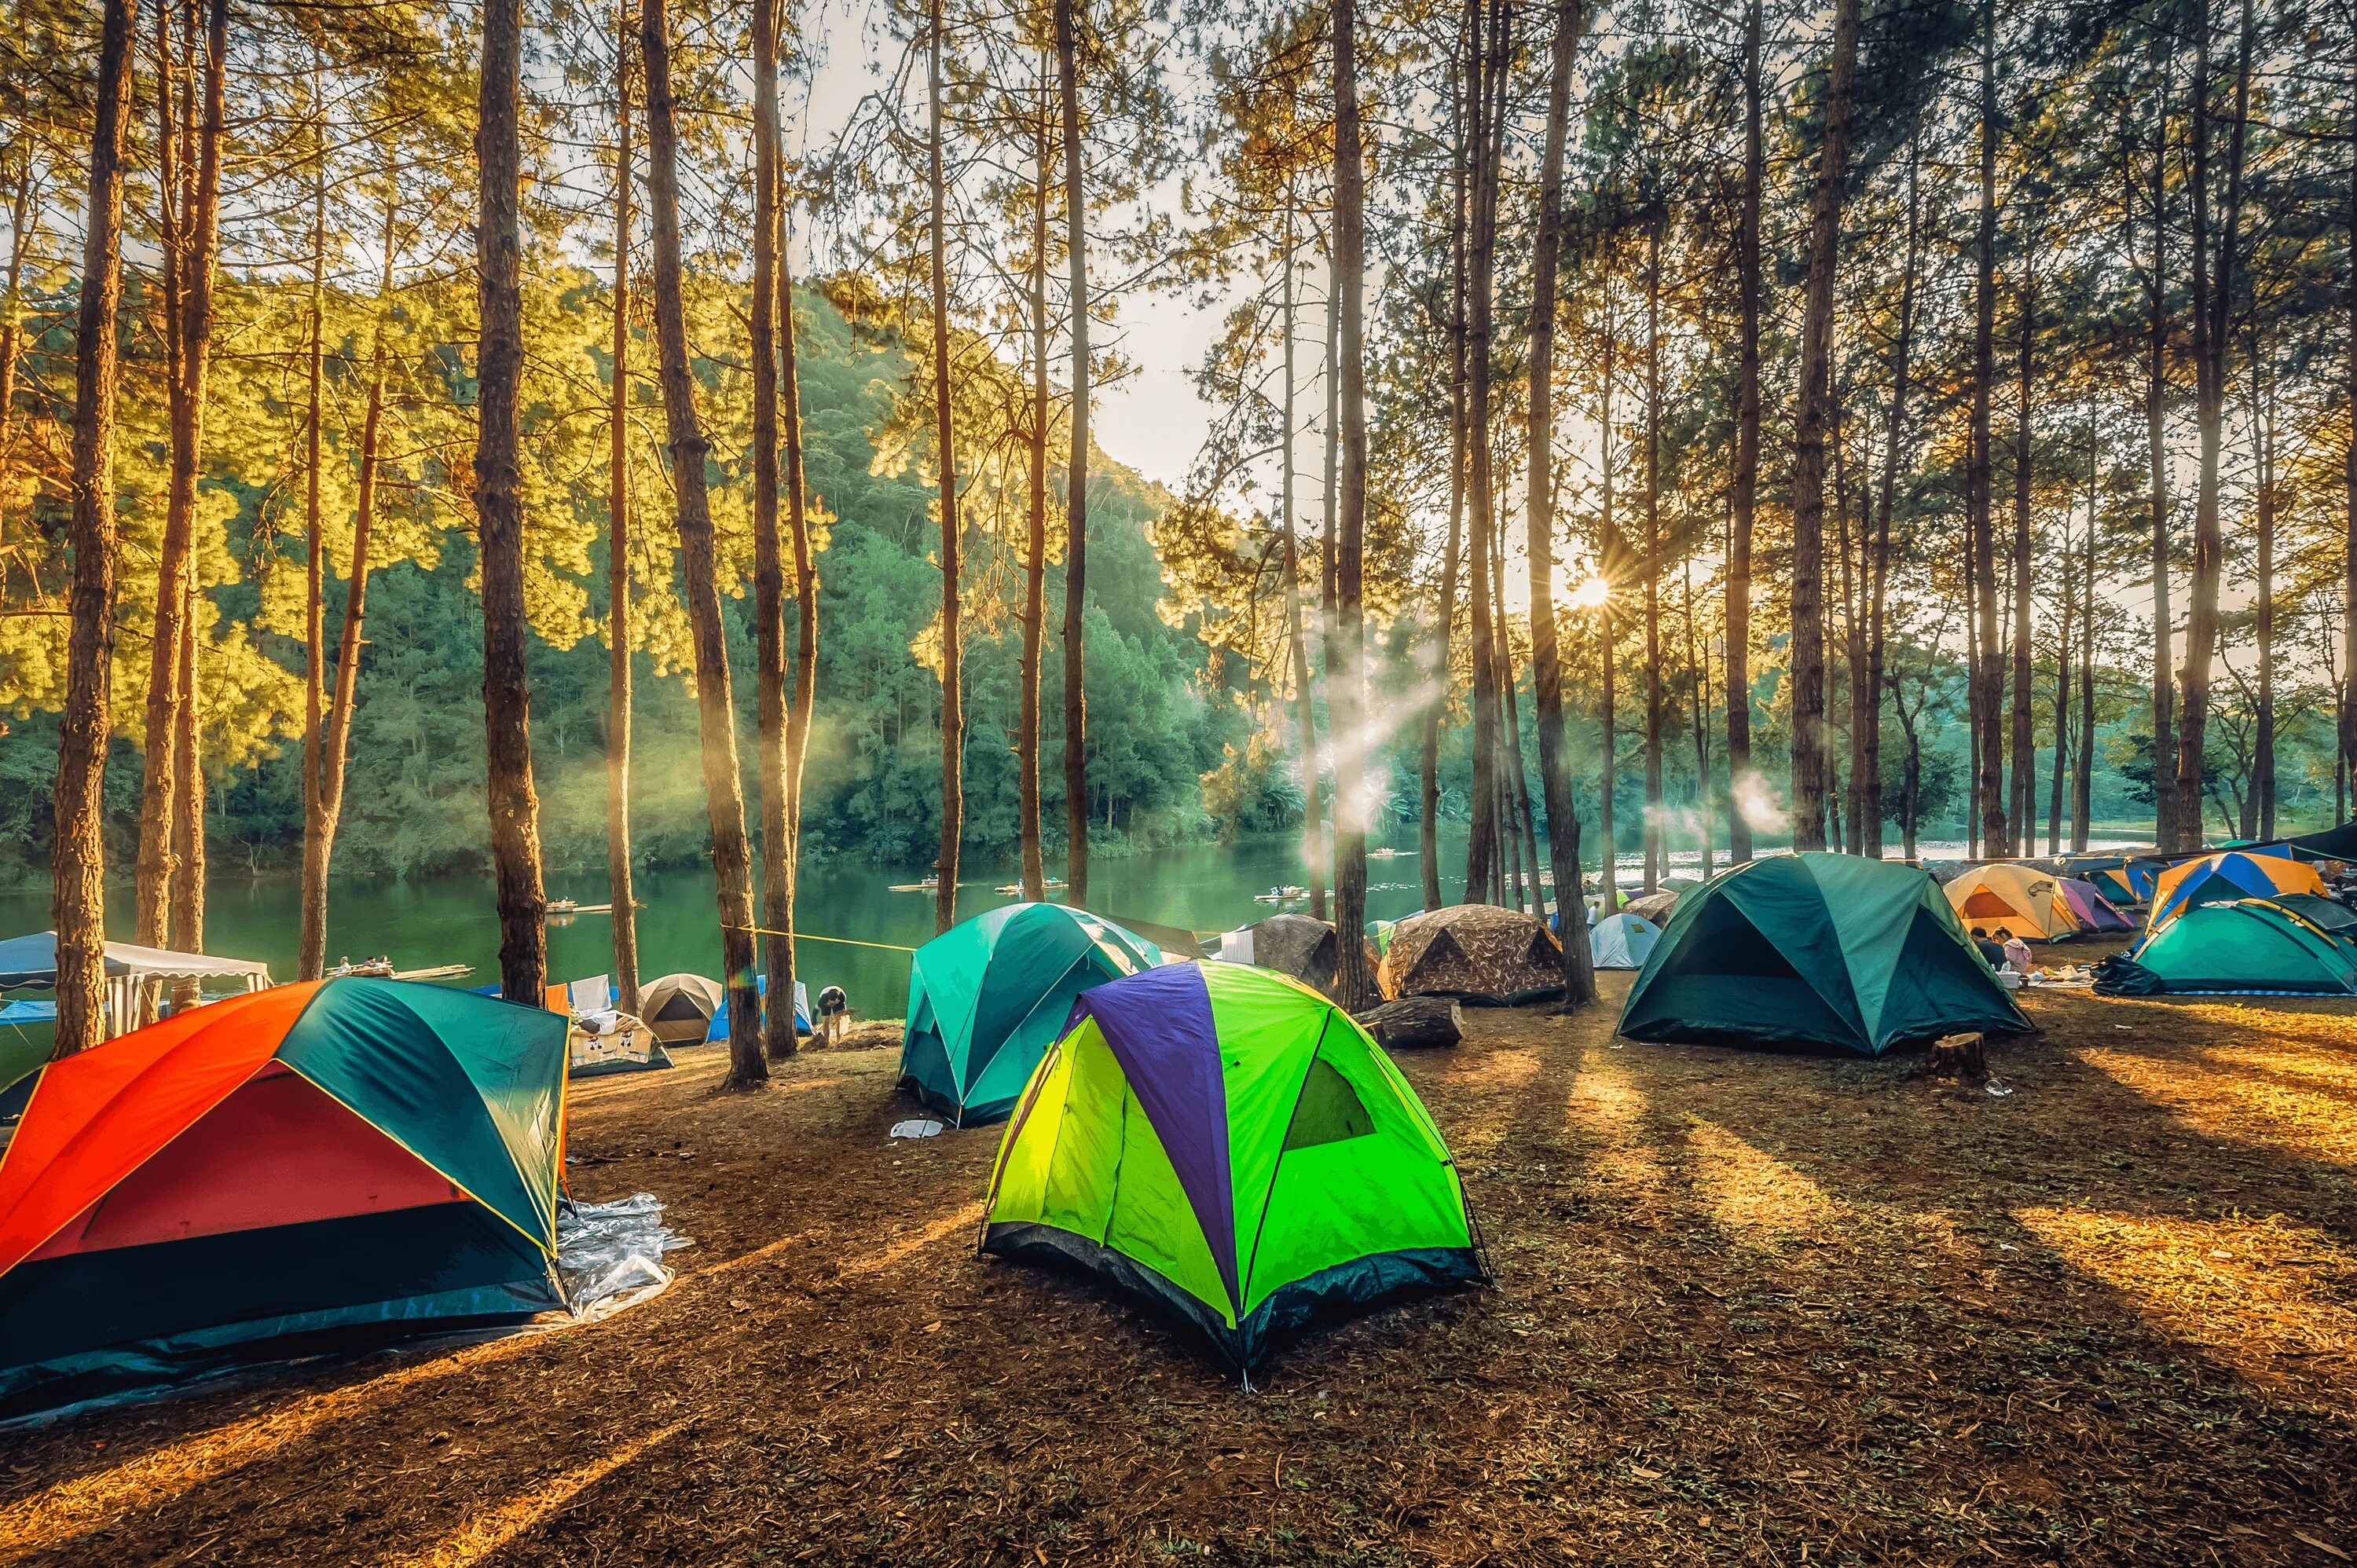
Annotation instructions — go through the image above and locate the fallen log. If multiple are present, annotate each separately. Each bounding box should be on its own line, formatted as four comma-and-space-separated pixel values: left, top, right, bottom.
1354, 995, 1464, 1050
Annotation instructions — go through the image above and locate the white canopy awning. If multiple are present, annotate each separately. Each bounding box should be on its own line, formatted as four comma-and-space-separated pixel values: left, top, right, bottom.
98, 940, 273, 982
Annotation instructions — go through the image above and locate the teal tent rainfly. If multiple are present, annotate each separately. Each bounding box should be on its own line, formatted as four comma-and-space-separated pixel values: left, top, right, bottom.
1618, 853, 2032, 1056
900, 903, 1161, 1126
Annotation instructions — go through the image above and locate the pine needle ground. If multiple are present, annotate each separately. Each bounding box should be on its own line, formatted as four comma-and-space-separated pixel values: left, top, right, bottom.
5, 965, 2354, 1566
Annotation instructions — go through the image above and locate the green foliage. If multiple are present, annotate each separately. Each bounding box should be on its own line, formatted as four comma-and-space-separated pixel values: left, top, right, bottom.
0, 263, 1281, 885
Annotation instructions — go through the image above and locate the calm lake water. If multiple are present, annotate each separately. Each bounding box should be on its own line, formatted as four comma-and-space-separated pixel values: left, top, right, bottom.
0, 833, 1453, 1028
0, 826, 2152, 1035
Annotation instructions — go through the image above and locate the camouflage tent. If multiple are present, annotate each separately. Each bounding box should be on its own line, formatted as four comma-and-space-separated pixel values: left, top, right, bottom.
1243, 914, 1341, 994
1624, 890, 1680, 925
1379, 905, 1563, 1002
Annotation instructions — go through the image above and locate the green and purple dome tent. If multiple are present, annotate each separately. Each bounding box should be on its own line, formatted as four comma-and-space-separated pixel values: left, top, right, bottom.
981, 961, 1483, 1376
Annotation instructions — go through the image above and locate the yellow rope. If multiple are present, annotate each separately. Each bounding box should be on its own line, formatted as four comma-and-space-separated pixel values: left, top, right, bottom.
722, 925, 918, 954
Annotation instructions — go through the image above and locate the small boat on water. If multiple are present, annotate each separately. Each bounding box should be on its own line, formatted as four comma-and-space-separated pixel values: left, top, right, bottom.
993, 877, 1070, 896
890, 875, 944, 894
1254, 885, 1310, 904
1367, 848, 1416, 859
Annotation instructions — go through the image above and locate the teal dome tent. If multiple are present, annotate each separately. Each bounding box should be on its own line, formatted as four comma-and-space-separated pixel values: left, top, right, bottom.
900, 903, 1161, 1126
1618, 854, 2032, 1056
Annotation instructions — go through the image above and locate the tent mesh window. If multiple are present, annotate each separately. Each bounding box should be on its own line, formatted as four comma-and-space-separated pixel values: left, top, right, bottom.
1282, 1057, 1373, 1151
652, 995, 702, 1023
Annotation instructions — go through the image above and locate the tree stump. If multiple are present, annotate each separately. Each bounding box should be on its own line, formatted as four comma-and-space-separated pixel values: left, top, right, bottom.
1354, 996, 1464, 1050
1930, 1031, 1988, 1079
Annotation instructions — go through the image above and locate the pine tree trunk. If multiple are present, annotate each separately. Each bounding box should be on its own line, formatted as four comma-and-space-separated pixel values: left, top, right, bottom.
1725, 0, 1761, 865
0, 158, 31, 453
136, 0, 190, 981
2146, 31, 2178, 849
2178, 0, 2253, 851
1488, 520, 1517, 912
1898, 691, 1923, 860
2253, 347, 2275, 839
1320, 252, 1341, 907
1527, 0, 1593, 1005
2049, 543, 2069, 855
1835, 388, 1864, 854
2180, 0, 2217, 851
1787, 0, 1859, 854
1056, 0, 1090, 908
1279, 193, 1325, 920
2009, 250, 2037, 849
1641, 215, 1664, 888
1021, 61, 1051, 903
781, 148, 818, 1026
1684, 551, 1712, 876
645, 0, 762, 1084
1970, 0, 2008, 859
2344, 72, 2357, 814
299, 96, 330, 980
169, 0, 223, 1003
1331, 0, 1371, 1009
927, 0, 965, 936
305, 182, 393, 980
1866, 128, 1918, 862
1966, 547, 1981, 859
1461, 0, 1505, 906
1421, 42, 1470, 913
170, 570, 204, 991
2075, 438, 2095, 851
1598, 281, 1618, 913
52, 0, 137, 1053
135, 0, 225, 1002
608, 6, 640, 1018
1497, 542, 1542, 921
478, 0, 550, 1006
752, 0, 800, 1056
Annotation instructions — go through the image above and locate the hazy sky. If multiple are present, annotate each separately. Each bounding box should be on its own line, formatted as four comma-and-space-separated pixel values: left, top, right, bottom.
787, 0, 1226, 494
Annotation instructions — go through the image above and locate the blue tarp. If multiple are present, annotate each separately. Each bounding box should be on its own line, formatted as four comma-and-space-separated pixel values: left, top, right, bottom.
0, 933, 60, 992
706, 977, 810, 1040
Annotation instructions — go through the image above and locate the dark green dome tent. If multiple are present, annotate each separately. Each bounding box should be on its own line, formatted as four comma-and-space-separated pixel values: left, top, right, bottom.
2095, 899, 2357, 996
900, 903, 1160, 1127
1618, 853, 2032, 1056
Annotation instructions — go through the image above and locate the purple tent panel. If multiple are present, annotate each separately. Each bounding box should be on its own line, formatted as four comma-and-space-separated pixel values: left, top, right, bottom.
1065, 964, 1241, 1311
2058, 878, 2132, 932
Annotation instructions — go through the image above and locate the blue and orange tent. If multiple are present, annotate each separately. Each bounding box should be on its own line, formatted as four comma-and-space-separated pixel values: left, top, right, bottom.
2144, 852, 2323, 940
0, 977, 568, 1413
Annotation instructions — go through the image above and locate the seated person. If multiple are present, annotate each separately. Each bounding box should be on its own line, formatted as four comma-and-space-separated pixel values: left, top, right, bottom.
1970, 926, 2005, 969
1995, 927, 2034, 973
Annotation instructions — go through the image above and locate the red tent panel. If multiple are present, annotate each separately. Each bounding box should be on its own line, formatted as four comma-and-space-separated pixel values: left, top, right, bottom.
0, 983, 318, 1277
27, 1065, 466, 1262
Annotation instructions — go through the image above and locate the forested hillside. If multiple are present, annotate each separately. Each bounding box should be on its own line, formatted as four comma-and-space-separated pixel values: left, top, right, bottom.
0, 280, 1262, 883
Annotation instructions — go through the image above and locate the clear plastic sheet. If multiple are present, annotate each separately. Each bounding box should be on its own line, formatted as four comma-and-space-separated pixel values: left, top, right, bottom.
557, 1192, 694, 1321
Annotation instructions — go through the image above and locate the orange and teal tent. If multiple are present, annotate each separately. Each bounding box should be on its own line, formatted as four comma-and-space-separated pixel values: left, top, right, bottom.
981, 962, 1482, 1376
0, 977, 567, 1414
